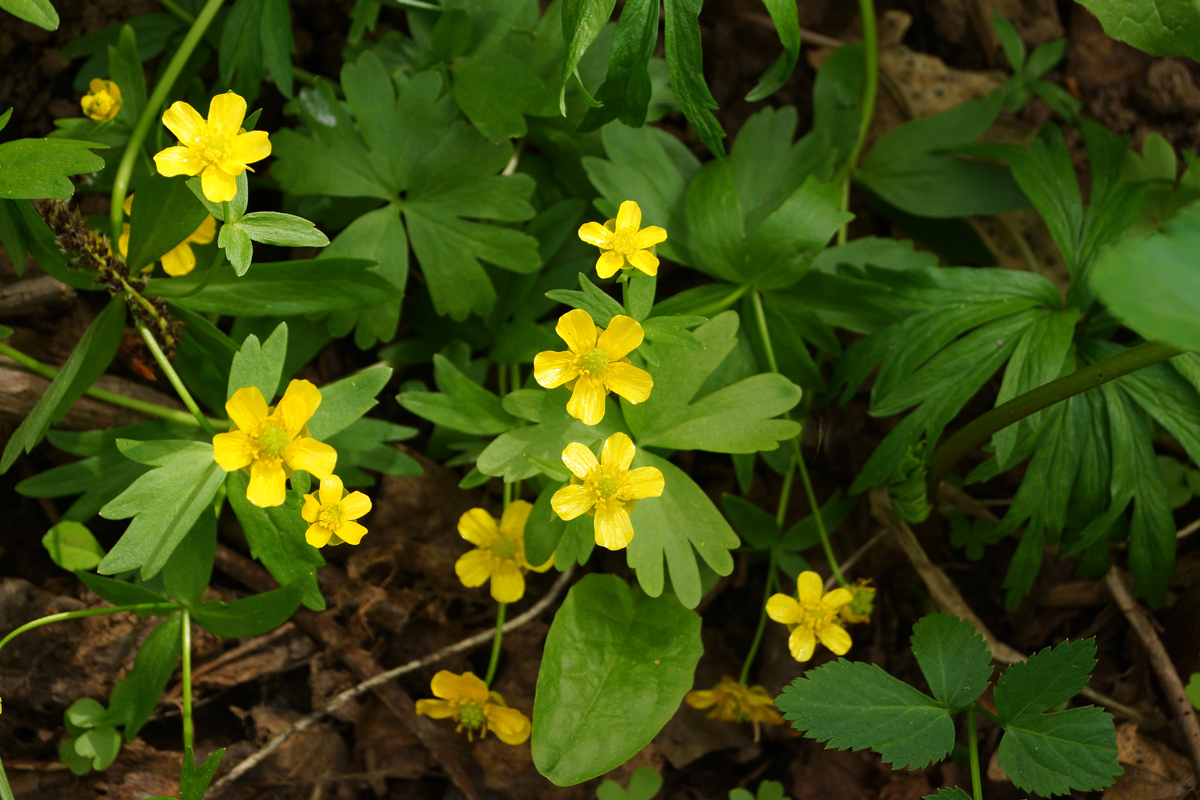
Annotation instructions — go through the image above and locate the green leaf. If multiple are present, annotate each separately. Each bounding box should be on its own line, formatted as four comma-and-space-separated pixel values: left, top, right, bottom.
108, 25, 147, 126
545, 271, 626, 326
1186, 673, 1200, 710
560, 0, 616, 113
150, 259, 401, 316
923, 789, 972, 800
730, 781, 789, 800
42, 521, 106, 571
260, 0, 295, 98
218, 222, 254, 276
228, 323, 288, 403
597, 766, 663, 800
65, 698, 107, 732
744, 0, 800, 102
125, 175, 211, 272
72, 727, 121, 771
577, 0, 659, 131
233, 212, 329, 248
998, 706, 1120, 796
524, 484, 566, 567
532, 574, 703, 785
777, 659, 954, 769
181, 746, 225, 800
0, 297, 126, 474
398, 355, 515, 436
161, 513, 216, 607
909, 613, 993, 709
218, 0, 264, 99
97, 440, 225, 580
741, 176, 850, 289
192, 580, 305, 637
318, 206, 408, 348
324, 417, 421, 481
77, 571, 169, 608
0, 137, 106, 199
452, 44, 552, 142
0, 0, 59, 30
1077, 0, 1200, 61
993, 12, 1026, 69
188, 172, 248, 224
105, 613, 183, 737
994, 639, 1096, 723
662, 0, 725, 156
307, 367, 393, 441
227, 472, 324, 610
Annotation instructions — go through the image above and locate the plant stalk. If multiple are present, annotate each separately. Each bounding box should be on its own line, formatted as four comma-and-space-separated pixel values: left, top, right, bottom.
0, 603, 179, 652
739, 551, 778, 686
137, 320, 219, 436
484, 602, 507, 687
967, 705, 983, 800
181, 608, 194, 752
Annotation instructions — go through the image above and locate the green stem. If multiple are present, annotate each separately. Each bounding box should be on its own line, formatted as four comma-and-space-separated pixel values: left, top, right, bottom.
181, 608, 194, 752
0, 341, 221, 428
0, 603, 179, 652
739, 551, 778, 686
110, 0, 226, 239
158, 0, 194, 23
967, 705, 983, 800
927, 340, 1184, 492
484, 602, 507, 687
690, 283, 751, 319
222, 201, 231, 224
837, 0, 879, 184
137, 320, 219, 437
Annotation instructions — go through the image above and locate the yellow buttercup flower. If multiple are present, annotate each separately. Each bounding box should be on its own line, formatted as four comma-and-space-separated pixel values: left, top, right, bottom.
839, 578, 877, 625
767, 571, 854, 663
455, 501, 553, 603
117, 195, 216, 276
685, 676, 784, 738
81, 78, 121, 121
212, 379, 337, 508
153, 91, 271, 203
301, 475, 371, 548
577, 200, 667, 278
551, 432, 664, 551
533, 309, 652, 426
415, 670, 531, 745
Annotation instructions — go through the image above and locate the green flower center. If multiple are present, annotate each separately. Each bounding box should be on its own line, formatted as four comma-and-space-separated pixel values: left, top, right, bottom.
318, 504, 343, 531
595, 475, 621, 499
580, 348, 609, 374
492, 536, 516, 559
805, 606, 832, 626
458, 702, 485, 730
257, 424, 291, 458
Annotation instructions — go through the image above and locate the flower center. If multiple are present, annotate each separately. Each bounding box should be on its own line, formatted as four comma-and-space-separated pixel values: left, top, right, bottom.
612, 230, 638, 255
579, 348, 609, 375
257, 424, 291, 459
595, 475, 621, 499
492, 537, 517, 559
94, 95, 114, 114
458, 702, 485, 730
318, 504, 343, 531
805, 606, 833, 627
200, 136, 230, 164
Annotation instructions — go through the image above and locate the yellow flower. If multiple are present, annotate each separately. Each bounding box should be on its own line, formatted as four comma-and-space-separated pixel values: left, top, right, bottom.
455, 501, 553, 603
767, 571, 854, 662
533, 309, 653, 426
212, 379, 337, 508
685, 676, 784, 731
415, 670, 531, 745
551, 432, 664, 551
577, 200, 667, 278
153, 91, 271, 203
81, 78, 121, 121
839, 578, 877, 625
117, 196, 216, 276
301, 474, 371, 548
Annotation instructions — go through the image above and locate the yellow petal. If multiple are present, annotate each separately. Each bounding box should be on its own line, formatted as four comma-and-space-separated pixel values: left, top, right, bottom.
626, 249, 659, 276
247, 459, 287, 507
212, 430, 255, 472
817, 622, 852, 656
339, 491, 372, 521
282, 379, 323, 417
593, 503, 634, 550
796, 571, 823, 605
188, 215, 217, 245
122, 195, 133, 214
765, 593, 800, 624
162, 101, 207, 147
160, 243, 196, 277
225, 386, 268, 431
605, 362, 653, 405
207, 91, 248, 140
595, 250, 625, 279
153, 145, 205, 177
635, 225, 668, 249
305, 523, 332, 548
620, 466, 664, 501
561, 442, 599, 479
533, 350, 579, 389
555, 309, 597, 355
88, 77, 106, 94
117, 226, 130, 258
526, 553, 555, 573
566, 374, 607, 426
301, 493, 320, 523
597, 315, 644, 361
200, 165, 238, 203
229, 129, 271, 167
337, 520, 368, 545
283, 438, 336, 479
415, 698, 456, 719
823, 587, 854, 610
615, 200, 642, 232
317, 474, 344, 505
551, 485, 594, 521
789, 626, 816, 662
577, 221, 615, 249
685, 689, 716, 709
489, 562, 526, 603
431, 670, 488, 703
276, 395, 312, 438
484, 705, 531, 745
499, 500, 532, 538
456, 548, 494, 588
600, 432, 636, 471
458, 508, 499, 546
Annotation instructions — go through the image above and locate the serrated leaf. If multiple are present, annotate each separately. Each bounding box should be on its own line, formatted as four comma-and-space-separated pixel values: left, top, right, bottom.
910, 613, 993, 709
662, 0, 725, 156
777, 659, 954, 769
923, 789, 972, 800
994, 639, 1096, 723
998, 705, 1120, 795
228, 323, 288, 402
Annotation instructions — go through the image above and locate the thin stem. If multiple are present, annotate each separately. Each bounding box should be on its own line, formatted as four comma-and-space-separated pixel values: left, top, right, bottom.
689, 283, 751, 318
137, 320, 219, 437
223, 200, 231, 223
484, 602, 507, 687
158, 0, 195, 23
0, 603, 178, 652
927, 340, 1184, 492
110, 0, 226, 239
750, 290, 779, 374
776, 457, 796, 529
739, 551, 777, 686
837, 0, 879, 184
181, 608, 194, 752
967, 705, 983, 800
